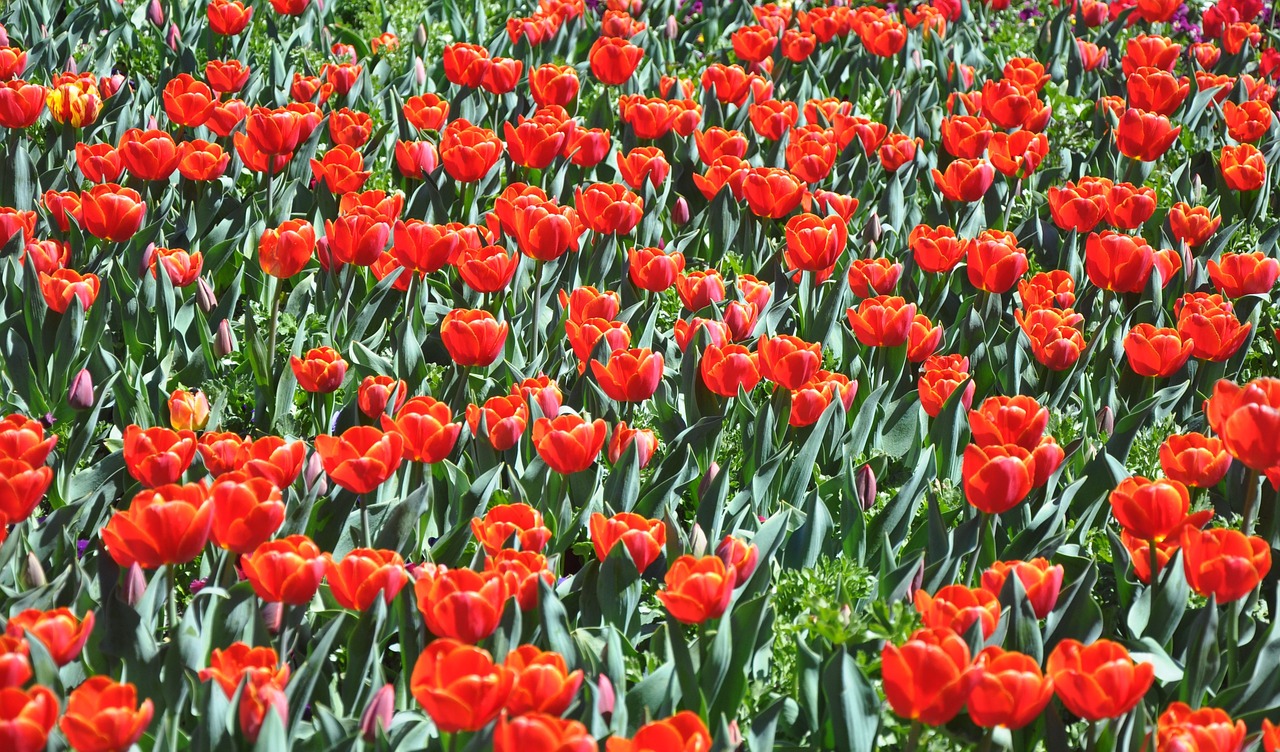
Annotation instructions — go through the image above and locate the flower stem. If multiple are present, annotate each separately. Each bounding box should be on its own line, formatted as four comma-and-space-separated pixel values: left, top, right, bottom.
1242, 469, 1261, 535
904, 721, 923, 752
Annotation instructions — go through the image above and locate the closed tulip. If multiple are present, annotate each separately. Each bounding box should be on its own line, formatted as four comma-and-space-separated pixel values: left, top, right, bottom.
1047, 639, 1154, 721
532, 414, 606, 474
588, 37, 643, 85
627, 246, 685, 293
846, 295, 916, 348
101, 481, 211, 568
1123, 324, 1192, 378
314, 426, 404, 495
740, 167, 807, 219
5, 608, 94, 666
240, 436, 305, 489
440, 120, 503, 183
1085, 231, 1159, 294
38, 269, 100, 314
758, 334, 822, 390
910, 224, 971, 274
79, 183, 146, 242
1106, 182, 1156, 229
700, 343, 762, 397
0, 686, 58, 752
968, 229, 1029, 293
607, 712, 710, 752
1207, 252, 1279, 298
963, 443, 1036, 514
981, 558, 1064, 618
240, 534, 326, 604
162, 74, 215, 128
784, 213, 847, 275
931, 158, 995, 202
123, 425, 196, 487
311, 145, 370, 193
658, 554, 736, 624
503, 645, 584, 716
58, 676, 154, 752
914, 584, 1001, 638
0, 635, 31, 688
414, 566, 508, 643
381, 396, 461, 464
575, 183, 643, 235
324, 548, 409, 611
290, 346, 348, 393
471, 504, 552, 556
466, 395, 528, 452
591, 348, 663, 402
0, 80, 46, 129
590, 512, 666, 573
209, 475, 283, 554
237, 672, 289, 743
1114, 108, 1181, 161
1109, 476, 1190, 543
1177, 304, 1252, 362
1220, 143, 1266, 191
918, 364, 974, 419
1160, 432, 1231, 489
881, 627, 978, 725
356, 375, 406, 419
411, 639, 517, 732
1181, 527, 1271, 603
968, 647, 1054, 729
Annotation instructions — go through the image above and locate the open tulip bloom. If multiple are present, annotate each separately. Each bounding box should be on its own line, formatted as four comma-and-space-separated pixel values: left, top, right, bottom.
4, 1, 1280, 751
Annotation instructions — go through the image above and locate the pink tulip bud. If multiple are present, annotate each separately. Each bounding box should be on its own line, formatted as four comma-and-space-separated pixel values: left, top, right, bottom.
167, 23, 179, 51
862, 209, 881, 245
360, 684, 396, 742
121, 563, 148, 607
665, 15, 678, 39
414, 24, 428, 48
1097, 405, 1114, 436
690, 524, 708, 557
698, 461, 720, 498
304, 450, 328, 495
727, 720, 743, 747
139, 243, 157, 276
907, 558, 924, 599
855, 464, 877, 510
262, 601, 284, 634
597, 674, 616, 717
414, 57, 426, 86
196, 277, 217, 313
148, 0, 165, 28
672, 195, 690, 226
24, 553, 46, 588
0, 23, 8, 46
147, 114, 159, 130
214, 320, 235, 357
68, 368, 95, 409
891, 88, 902, 116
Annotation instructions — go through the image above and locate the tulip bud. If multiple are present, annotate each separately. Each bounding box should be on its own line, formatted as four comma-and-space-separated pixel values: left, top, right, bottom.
262, 601, 284, 635
121, 563, 147, 607
148, 0, 164, 28
414, 57, 426, 86
907, 557, 924, 599
727, 721, 743, 748
190, 578, 207, 595
698, 461, 720, 498
196, 277, 217, 313
147, 114, 159, 130
862, 210, 881, 245
665, 15, 678, 39
65, 56, 77, 74
672, 196, 690, 226
597, 674, 616, 717
910, 50, 922, 70
167, 23, 179, 51
68, 368, 95, 409
891, 88, 903, 116
1097, 405, 1114, 436
360, 684, 396, 742
214, 320, 235, 357
304, 450, 328, 495
0, 23, 8, 46
855, 463, 877, 510
414, 23, 428, 48
1180, 241, 1194, 281
24, 552, 46, 588
139, 243, 157, 277
690, 524, 708, 557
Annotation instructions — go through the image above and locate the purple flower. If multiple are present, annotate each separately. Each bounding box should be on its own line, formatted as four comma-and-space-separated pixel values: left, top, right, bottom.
76, 539, 89, 559
190, 578, 208, 595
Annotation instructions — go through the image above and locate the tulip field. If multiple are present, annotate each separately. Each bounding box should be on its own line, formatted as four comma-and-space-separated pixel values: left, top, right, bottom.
4, 0, 1280, 749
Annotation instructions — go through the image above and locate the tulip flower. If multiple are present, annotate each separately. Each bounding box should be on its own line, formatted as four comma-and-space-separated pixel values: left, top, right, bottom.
471, 504, 552, 557
1203, 378, 1280, 486
531, 414, 606, 474
918, 361, 975, 420
240, 535, 326, 605
58, 676, 154, 752
969, 647, 1054, 729
503, 645, 584, 716
290, 346, 348, 393
608, 712, 711, 752
591, 348, 664, 402
657, 555, 736, 624
1180, 527, 1271, 603
1047, 639, 1154, 721
1114, 108, 1181, 161
241, 437, 306, 488
1221, 143, 1266, 191
5, 608, 94, 666
324, 548, 409, 611
590, 512, 666, 573
1156, 702, 1246, 752
700, 343, 762, 397
1159, 433, 1232, 489
914, 584, 1001, 638
980, 558, 1064, 618
314, 426, 404, 495
0, 686, 58, 751
494, 713, 598, 752
846, 295, 916, 348
209, 475, 283, 554
1123, 324, 1193, 378
199, 643, 288, 696
881, 627, 979, 725
1207, 252, 1279, 298
414, 566, 508, 643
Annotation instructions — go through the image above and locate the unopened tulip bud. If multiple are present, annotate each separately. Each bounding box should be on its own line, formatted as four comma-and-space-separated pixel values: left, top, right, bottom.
167, 22, 179, 51
140, 243, 156, 276
855, 463, 877, 510
0, 23, 8, 46
262, 601, 283, 634
727, 720, 743, 747
147, 114, 159, 130
690, 524, 708, 557
1097, 405, 1114, 436
665, 15, 678, 39
414, 57, 426, 86
24, 552, 46, 588
68, 368, 95, 409
597, 674, 616, 717
65, 56, 77, 73
862, 210, 881, 245
414, 23, 428, 48
891, 88, 902, 116
148, 0, 164, 28
907, 558, 924, 599
1180, 242, 1194, 278
121, 563, 147, 607
698, 461, 720, 498
214, 320, 235, 357
672, 195, 690, 226
304, 450, 328, 495
360, 684, 396, 742
197, 277, 217, 313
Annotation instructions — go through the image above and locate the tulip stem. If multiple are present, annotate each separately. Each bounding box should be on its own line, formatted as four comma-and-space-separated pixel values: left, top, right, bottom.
978, 727, 994, 752
166, 564, 180, 635
1226, 598, 1241, 682
965, 513, 990, 586
1085, 721, 1098, 752
279, 605, 292, 668
1148, 537, 1161, 608
530, 260, 544, 371
904, 721, 922, 752
1242, 469, 1261, 535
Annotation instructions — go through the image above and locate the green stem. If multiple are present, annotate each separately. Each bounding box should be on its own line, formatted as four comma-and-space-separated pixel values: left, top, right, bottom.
166, 564, 180, 635
362, 496, 373, 548
978, 727, 994, 752
965, 513, 990, 587
1226, 598, 1241, 681
1085, 720, 1099, 752
1148, 537, 1161, 608
904, 721, 923, 752
530, 260, 544, 370
278, 605, 291, 667
1242, 469, 1261, 534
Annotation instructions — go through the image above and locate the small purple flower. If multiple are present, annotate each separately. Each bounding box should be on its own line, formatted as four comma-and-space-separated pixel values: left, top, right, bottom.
190, 578, 208, 595
76, 539, 90, 559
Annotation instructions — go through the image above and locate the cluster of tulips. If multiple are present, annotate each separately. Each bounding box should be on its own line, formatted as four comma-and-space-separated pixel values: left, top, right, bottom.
3, 0, 1280, 748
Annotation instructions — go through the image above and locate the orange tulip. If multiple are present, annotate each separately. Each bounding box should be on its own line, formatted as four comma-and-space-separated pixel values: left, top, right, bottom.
881, 627, 978, 725
325, 548, 409, 611
58, 676, 154, 752
657, 554, 736, 624
1047, 639, 1154, 721
241, 534, 326, 605
314, 426, 404, 495
414, 565, 508, 643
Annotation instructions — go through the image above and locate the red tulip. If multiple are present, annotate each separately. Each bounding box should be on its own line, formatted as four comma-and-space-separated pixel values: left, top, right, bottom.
657, 555, 736, 624
414, 566, 508, 643
1047, 639, 1154, 721
58, 676, 154, 752
881, 627, 978, 725
1181, 527, 1271, 603
314, 426, 404, 495
532, 414, 606, 474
